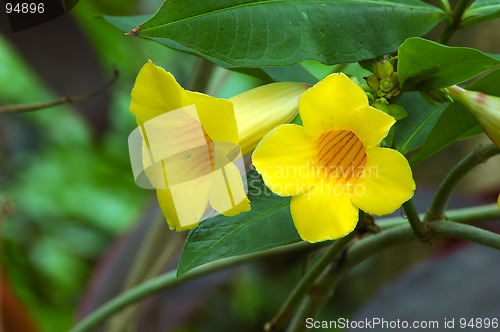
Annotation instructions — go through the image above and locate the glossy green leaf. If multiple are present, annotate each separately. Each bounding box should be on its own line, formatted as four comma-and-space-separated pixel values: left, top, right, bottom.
461, 0, 500, 28
394, 92, 446, 155
410, 68, 500, 164
102, 15, 318, 84
177, 171, 300, 276
398, 37, 500, 90
136, 0, 444, 67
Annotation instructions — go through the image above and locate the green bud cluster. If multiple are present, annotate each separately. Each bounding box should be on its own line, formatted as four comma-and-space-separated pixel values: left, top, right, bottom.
365, 61, 400, 99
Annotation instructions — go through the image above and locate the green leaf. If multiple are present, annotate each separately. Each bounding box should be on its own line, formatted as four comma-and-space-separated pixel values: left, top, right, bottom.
260, 65, 318, 85
177, 171, 300, 276
409, 68, 500, 164
409, 105, 482, 165
462, 0, 500, 28
394, 92, 446, 155
398, 37, 500, 90
135, 0, 444, 67
101, 15, 318, 84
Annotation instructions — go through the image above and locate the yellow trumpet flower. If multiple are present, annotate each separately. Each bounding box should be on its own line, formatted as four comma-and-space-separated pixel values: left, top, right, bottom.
129, 60, 308, 231
253, 73, 415, 243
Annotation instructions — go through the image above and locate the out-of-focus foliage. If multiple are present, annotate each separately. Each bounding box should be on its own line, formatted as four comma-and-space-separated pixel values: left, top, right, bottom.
0, 1, 213, 331
0, 1, 280, 330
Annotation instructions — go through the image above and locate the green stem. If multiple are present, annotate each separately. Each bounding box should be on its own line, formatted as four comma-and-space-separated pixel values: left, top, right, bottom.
333, 63, 349, 73
122, 216, 172, 290
428, 220, 500, 251
286, 218, 500, 332
69, 241, 316, 332
287, 224, 416, 332
188, 58, 215, 92
438, 0, 473, 44
106, 217, 182, 332
425, 144, 500, 222
437, 0, 452, 14
377, 203, 500, 229
403, 199, 427, 239
69, 204, 499, 332
449, 203, 500, 223
265, 233, 355, 331
0, 69, 118, 114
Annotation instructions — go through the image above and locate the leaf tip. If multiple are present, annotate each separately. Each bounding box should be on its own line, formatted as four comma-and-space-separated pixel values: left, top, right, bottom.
125, 25, 141, 36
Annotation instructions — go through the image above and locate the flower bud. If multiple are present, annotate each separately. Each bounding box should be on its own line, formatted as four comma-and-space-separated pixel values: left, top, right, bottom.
365, 60, 400, 99
230, 82, 310, 156
372, 98, 408, 121
448, 86, 500, 149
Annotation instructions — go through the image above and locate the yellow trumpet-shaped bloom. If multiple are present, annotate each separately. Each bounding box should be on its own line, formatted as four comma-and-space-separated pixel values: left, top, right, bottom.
129, 61, 308, 231
448, 85, 500, 149
252, 73, 416, 243
130, 60, 248, 231
230, 82, 309, 156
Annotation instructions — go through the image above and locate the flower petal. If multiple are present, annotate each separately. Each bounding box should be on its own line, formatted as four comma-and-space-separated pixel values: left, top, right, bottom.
158, 168, 212, 231
347, 105, 395, 148
140, 105, 210, 167
149, 155, 212, 231
130, 61, 239, 146
184, 91, 239, 146
290, 189, 359, 243
208, 161, 250, 216
230, 82, 308, 156
157, 188, 184, 230
130, 60, 185, 124
252, 124, 318, 196
351, 147, 415, 215
299, 73, 368, 135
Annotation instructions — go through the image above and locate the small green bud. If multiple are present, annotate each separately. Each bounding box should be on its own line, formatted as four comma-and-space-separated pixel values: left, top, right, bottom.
375, 97, 389, 106
372, 97, 389, 113
364, 60, 400, 99
366, 92, 375, 102
372, 98, 407, 121
372, 102, 390, 114
366, 75, 379, 91
376, 61, 394, 79
379, 78, 394, 93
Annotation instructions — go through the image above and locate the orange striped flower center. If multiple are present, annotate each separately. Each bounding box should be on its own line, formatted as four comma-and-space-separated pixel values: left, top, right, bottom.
203, 129, 215, 172
316, 130, 367, 184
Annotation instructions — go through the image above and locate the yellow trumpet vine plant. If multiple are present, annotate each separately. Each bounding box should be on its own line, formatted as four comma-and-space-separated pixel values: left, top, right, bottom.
253, 73, 416, 243
129, 60, 308, 231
